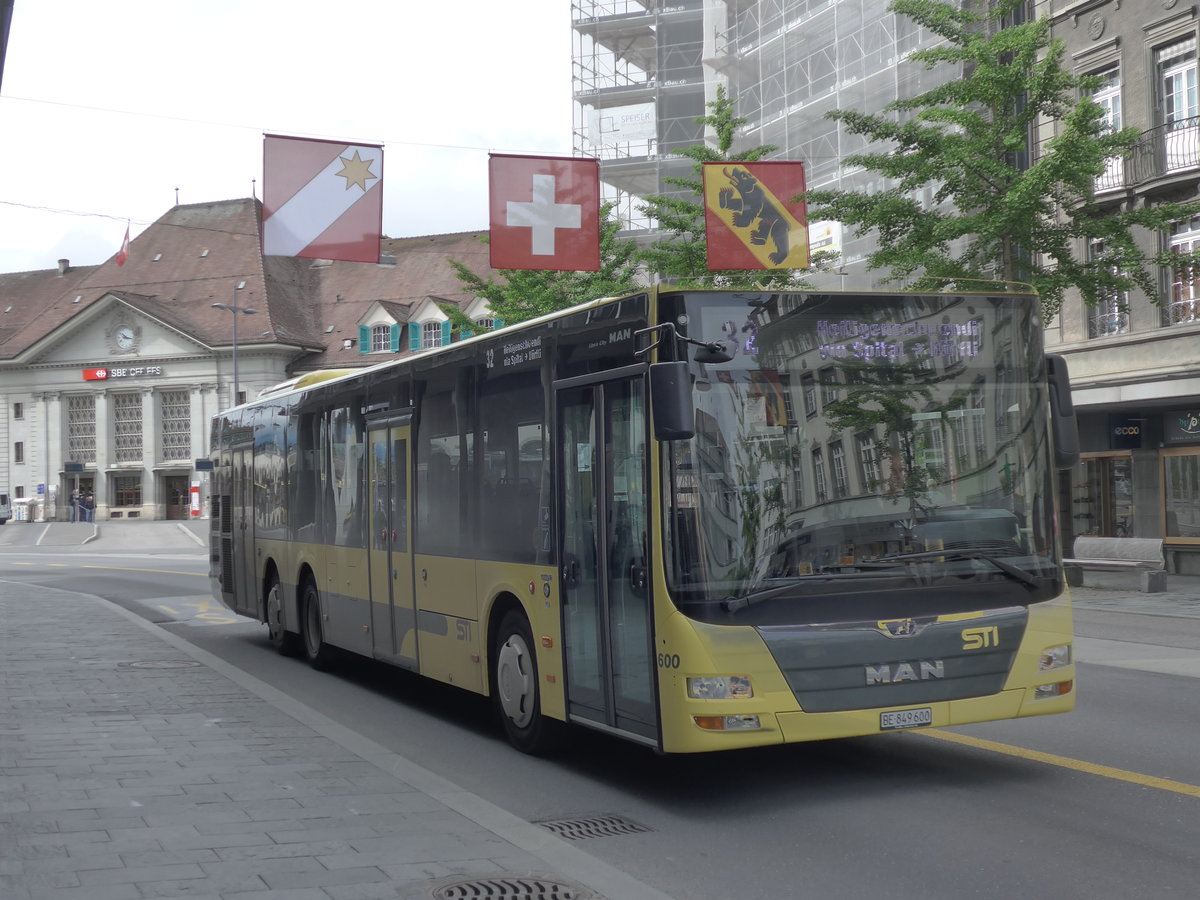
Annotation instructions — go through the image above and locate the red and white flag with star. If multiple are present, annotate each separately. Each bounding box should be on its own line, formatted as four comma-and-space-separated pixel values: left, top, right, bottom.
262, 134, 384, 263
488, 154, 600, 271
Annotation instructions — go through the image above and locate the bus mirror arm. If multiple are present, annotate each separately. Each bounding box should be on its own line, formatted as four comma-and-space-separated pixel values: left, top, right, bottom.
1046, 354, 1080, 472
634, 322, 733, 365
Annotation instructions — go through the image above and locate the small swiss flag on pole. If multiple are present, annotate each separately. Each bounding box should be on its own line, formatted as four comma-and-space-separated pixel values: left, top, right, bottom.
115, 224, 130, 267
489, 154, 600, 271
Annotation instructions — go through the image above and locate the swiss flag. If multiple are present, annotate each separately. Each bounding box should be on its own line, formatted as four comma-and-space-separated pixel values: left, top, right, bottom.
489, 154, 600, 271
115, 225, 130, 266
262, 134, 383, 263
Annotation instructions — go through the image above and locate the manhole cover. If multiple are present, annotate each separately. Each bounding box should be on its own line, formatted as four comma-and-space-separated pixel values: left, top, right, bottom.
430, 877, 588, 899
536, 814, 651, 841
119, 660, 203, 669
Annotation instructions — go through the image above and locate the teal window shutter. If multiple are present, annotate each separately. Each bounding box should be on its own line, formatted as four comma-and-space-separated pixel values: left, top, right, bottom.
409, 323, 421, 352
390, 323, 400, 352
358, 325, 370, 353
493, 318, 505, 329
441, 320, 451, 346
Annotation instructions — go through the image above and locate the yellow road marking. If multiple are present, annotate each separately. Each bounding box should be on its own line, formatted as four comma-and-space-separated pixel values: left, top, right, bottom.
915, 728, 1200, 798
82, 565, 206, 578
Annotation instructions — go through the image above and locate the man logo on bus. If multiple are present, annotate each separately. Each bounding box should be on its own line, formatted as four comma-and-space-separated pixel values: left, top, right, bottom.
865, 660, 945, 684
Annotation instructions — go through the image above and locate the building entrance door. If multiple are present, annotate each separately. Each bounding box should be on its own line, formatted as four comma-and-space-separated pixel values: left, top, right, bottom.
165, 476, 189, 520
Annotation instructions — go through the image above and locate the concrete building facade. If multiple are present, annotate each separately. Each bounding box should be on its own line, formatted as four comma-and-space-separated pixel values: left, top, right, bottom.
1040, 0, 1200, 572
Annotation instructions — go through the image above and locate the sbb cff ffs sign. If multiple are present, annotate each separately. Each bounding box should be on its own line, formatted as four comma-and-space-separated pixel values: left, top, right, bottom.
82, 366, 164, 381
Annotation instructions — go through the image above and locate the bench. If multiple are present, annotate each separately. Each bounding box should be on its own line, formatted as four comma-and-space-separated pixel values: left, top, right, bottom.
1063, 536, 1167, 593
1064, 536, 1165, 570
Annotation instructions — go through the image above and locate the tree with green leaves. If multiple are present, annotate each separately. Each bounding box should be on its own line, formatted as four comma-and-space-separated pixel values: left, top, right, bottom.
801, 0, 1200, 322
448, 201, 640, 329
639, 84, 832, 288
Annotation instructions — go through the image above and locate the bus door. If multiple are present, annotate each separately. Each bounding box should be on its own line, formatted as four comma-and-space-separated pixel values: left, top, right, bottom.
367, 414, 417, 670
232, 443, 257, 618
556, 368, 657, 744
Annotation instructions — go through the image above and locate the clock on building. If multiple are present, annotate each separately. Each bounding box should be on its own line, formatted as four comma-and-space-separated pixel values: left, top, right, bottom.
111, 323, 139, 352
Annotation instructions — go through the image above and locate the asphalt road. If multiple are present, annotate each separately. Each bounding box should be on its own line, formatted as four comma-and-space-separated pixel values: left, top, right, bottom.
2, 525, 1196, 899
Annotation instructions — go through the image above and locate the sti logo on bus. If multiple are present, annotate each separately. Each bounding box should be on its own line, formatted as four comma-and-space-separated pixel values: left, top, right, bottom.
962, 626, 1000, 650
865, 660, 945, 685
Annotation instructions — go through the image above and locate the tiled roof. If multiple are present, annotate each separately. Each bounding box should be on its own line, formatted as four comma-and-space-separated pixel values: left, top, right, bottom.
0, 198, 500, 369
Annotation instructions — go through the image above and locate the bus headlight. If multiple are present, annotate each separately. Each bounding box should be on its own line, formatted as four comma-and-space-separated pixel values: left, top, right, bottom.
1034, 680, 1073, 699
1039, 644, 1071, 671
687, 675, 753, 700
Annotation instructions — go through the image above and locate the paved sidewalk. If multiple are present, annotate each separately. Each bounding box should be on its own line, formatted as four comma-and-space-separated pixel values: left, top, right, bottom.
1069, 569, 1200, 618
0, 582, 674, 900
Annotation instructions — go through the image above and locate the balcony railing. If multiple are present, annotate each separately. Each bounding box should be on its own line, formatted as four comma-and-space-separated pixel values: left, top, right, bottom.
1128, 116, 1200, 185
1165, 297, 1200, 326
1086, 309, 1129, 338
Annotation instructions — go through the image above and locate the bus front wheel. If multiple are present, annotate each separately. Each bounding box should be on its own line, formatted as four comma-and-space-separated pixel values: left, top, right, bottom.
493, 609, 562, 754
299, 580, 336, 671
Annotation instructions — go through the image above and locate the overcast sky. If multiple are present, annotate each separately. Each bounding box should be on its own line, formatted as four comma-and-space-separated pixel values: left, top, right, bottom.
0, 0, 575, 274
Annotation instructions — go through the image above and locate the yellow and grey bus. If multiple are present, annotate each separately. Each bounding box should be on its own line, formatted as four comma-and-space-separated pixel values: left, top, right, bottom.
209, 288, 1079, 753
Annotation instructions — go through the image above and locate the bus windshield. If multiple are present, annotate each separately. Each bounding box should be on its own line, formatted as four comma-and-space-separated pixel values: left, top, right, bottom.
660, 291, 1063, 624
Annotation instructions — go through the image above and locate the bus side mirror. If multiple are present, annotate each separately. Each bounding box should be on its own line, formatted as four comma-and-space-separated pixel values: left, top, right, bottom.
1046, 354, 1079, 471
649, 361, 695, 441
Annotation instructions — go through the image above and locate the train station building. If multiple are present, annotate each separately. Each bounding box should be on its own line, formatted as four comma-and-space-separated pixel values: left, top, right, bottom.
0, 199, 498, 522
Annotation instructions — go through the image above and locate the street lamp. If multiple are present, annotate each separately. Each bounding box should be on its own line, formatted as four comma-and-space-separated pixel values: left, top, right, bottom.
212, 283, 257, 405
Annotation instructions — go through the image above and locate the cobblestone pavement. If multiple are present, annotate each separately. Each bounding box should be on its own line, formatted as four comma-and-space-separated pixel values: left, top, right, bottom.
0, 580, 673, 900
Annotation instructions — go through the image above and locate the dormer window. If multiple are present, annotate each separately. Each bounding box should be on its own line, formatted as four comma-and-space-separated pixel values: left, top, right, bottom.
371, 324, 391, 352
357, 322, 400, 353
422, 321, 442, 349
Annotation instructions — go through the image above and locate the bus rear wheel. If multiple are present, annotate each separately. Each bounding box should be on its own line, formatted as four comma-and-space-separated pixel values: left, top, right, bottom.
266, 576, 300, 657
299, 579, 336, 671
493, 609, 562, 754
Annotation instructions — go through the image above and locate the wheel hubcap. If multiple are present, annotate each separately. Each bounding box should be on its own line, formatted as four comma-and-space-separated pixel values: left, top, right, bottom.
266, 585, 283, 640
497, 634, 534, 727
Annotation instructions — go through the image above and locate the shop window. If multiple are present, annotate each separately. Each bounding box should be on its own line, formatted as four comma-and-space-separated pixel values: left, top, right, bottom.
1071, 454, 1134, 542
1163, 449, 1200, 543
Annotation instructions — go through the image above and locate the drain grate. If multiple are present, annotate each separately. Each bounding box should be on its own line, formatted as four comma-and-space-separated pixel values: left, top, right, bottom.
536, 814, 651, 841
430, 877, 588, 899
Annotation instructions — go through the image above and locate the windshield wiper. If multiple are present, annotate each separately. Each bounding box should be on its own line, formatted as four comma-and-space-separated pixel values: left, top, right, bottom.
717, 570, 898, 612
867, 549, 1041, 589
